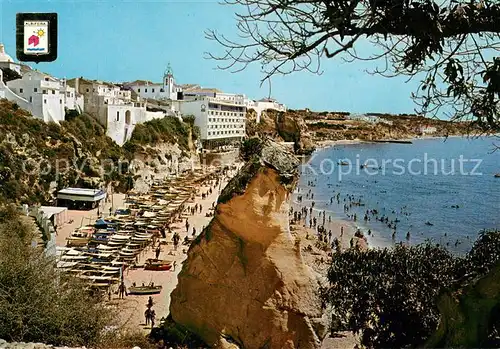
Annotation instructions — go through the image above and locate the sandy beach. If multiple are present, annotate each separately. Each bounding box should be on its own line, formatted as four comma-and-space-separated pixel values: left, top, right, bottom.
55, 168, 238, 333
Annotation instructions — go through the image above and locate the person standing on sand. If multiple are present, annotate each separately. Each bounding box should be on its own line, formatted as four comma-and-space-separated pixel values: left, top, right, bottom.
118, 282, 126, 299
155, 246, 161, 259
173, 232, 180, 251
151, 309, 156, 328
145, 308, 151, 326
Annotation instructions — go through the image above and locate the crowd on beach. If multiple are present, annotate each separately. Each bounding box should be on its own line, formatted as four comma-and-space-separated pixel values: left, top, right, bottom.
112, 165, 238, 330
294, 174, 470, 250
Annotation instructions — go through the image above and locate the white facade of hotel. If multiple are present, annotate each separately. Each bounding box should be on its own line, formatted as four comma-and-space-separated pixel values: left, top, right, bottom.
0, 44, 83, 123
68, 77, 165, 146
177, 93, 246, 144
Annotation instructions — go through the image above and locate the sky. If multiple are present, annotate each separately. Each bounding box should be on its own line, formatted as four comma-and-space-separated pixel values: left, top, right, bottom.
0, 0, 422, 114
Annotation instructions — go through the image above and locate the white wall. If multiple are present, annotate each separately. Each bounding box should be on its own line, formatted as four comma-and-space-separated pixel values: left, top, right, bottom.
179, 100, 208, 138
129, 84, 170, 100
0, 71, 33, 113
6, 72, 65, 123
179, 99, 245, 142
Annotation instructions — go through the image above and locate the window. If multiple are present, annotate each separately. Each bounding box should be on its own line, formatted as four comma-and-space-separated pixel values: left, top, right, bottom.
60, 99, 62, 104
138, 88, 141, 92
116, 111, 120, 121
145, 89, 148, 93
44, 77, 49, 81
152, 88, 155, 93
19, 88, 23, 94
34, 88, 38, 93
44, 99, 47, 104
160, 88, 164, 92
86, 88, 90, 93
29, 96, 32, 102
42, 90, 47, 94
52, 90, 55, 95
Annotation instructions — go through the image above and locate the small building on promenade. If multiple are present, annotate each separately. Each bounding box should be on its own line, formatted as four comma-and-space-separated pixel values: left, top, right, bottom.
57, 188, 107, 210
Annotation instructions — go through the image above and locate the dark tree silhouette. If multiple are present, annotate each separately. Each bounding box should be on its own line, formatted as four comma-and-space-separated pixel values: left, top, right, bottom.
206, 0, 500, 130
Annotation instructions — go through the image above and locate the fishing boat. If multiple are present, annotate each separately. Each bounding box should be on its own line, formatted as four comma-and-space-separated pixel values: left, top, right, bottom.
338, 161, 349, 166
495, 173, 500, 178
144, 258, 173, 271
128, 284, 162, 295
66, 226, 93, 247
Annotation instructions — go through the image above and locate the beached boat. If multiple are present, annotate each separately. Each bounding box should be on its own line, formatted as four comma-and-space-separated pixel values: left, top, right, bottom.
144, 258, 172, 271
128, 284, 162, 295
66, 226, 94, 247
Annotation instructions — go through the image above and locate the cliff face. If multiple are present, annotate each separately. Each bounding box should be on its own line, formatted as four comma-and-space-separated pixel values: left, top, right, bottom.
246, 110, 315, 155
170, 140, 327, 349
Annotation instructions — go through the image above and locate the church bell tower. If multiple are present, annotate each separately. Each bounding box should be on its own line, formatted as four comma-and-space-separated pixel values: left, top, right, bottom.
163, 63, 175, 99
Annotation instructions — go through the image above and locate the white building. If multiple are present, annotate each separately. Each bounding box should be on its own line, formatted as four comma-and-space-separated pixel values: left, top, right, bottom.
125, 66, 247, 148
246, 97, 287, 122
124, 64, 182, 101
0, 44, 83, 123
0, 44, 21, 75
68, 77, 165, 146
175, 91, 246, 148
420, 125, 437, 135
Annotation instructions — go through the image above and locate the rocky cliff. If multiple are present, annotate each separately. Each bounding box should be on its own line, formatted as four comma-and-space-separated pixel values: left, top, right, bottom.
169, 139, 327, 349
247, 108, 473, 149
246, 110, 315, 155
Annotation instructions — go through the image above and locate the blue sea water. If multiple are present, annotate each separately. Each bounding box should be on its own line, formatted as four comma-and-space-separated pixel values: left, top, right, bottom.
297, 137, 500, 253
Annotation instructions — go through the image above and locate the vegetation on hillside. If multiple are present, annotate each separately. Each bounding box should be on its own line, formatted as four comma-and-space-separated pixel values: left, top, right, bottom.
321, 231, 500, 348
0, 205, 112, 346
126, 115, 194, 153
0, 100, 197, 205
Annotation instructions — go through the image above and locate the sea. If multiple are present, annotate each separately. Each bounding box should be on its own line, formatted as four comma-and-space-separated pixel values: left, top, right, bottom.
296, 136, 500, 254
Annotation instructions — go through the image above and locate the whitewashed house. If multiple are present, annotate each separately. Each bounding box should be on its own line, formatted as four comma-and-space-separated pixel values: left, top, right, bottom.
245, 97, 287, 122
68, 77, 165, 146
0, 44, 83, 123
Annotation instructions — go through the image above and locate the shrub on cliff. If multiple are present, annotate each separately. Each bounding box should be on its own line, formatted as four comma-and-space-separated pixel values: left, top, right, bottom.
0, 205, 113, 346
240, 137, 263, 161
322, 232, 500, 348
128, 116, 192, 151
